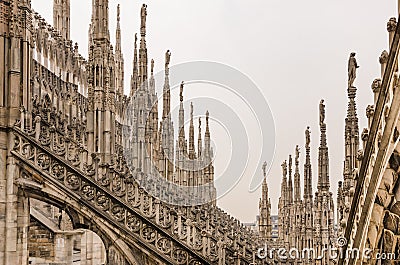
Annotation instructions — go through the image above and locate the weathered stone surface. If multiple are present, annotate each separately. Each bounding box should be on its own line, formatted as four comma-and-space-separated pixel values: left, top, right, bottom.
382, 168, 398, 194
389, 152, 400, 172
377, 187, 394, 208
382, 229, 396, 255
383, 211, 400, 234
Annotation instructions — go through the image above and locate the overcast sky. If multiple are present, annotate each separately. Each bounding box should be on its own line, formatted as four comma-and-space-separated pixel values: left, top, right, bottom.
32, 0, 397, 222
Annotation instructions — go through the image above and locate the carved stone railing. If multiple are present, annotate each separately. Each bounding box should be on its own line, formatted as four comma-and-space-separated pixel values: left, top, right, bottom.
12, 117, 267, 264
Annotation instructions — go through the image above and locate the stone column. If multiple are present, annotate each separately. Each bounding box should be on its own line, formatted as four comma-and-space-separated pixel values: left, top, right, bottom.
104, 110, 111, 164
54, 234, 66, 263
87, 110, 94, 165
0, 153, 29, 265
65, 234, 74, 265
0, 2, 33, 263
15, 192, 29, 265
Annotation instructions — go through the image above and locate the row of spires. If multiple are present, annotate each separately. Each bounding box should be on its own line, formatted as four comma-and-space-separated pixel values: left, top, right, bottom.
259, 100, 335, 265
53, 0, 217, 182
258, 50, 364, 264
279, 125, 317, 208
53, 0, 211, 141
84, 1, 215, 188
279, 100, 330, 208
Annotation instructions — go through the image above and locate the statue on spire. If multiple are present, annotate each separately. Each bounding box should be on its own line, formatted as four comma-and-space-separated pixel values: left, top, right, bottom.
262, 161, 267, 177
295, 145, 300, 164
319, 99, 325, 125
348, 52, 359, 88
180, 81, 184, 102
305, 126, 311, 146
190, 102, 193, 118
166, 50, 171, 67
151, 59, 154, 75
281, 160, 287, 176
134, 33, 137, 48
117, 4, 120, 22
140, 4, 147, 35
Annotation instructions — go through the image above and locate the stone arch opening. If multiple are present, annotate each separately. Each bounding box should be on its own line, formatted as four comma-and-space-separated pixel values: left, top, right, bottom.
29, 198, 107, 265
20, 183, 141, 265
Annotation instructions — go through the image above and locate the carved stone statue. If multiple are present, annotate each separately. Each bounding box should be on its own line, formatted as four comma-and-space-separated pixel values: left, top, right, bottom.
140, 4, 147, 33
379, 50, 389, 64
387, 17, 397, 32
366, 104, 375, 118
295, 145, 300, 163
281, 160, 287, 176
262, 161, 267, 176
371, 78, 382, 93
180, 81, 184, 102
151, 59, 154, 74
32, 94, 39, 108
305, 126, 311, 146
319, 99, 325, 125
165, 50, 171, 68
134, 33, 137, 48
117, 4, 120, 22
348, 52, 359, 88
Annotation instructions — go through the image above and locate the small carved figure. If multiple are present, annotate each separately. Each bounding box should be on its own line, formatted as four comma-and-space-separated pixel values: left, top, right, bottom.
366, 105, 375, 118
141, 4, 147, 31
305, 126, 311, 146
295, 145, 300, 163
379, 50, 389, 64
165, 50, 171, 68
319, 99, 325, 125
348, 52, 359, 88
117, 4, 120, 22
134, 33, 138, 48
74, 42, 79, 55
180, 81, 184, 102
357, 149, 364, 161
151, 59, 154, 74
361, 128, 369, 142
262, 161, 267, 176
371, 78, 382, 93
281, 160, 287, 176
387, 17, 397, 32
